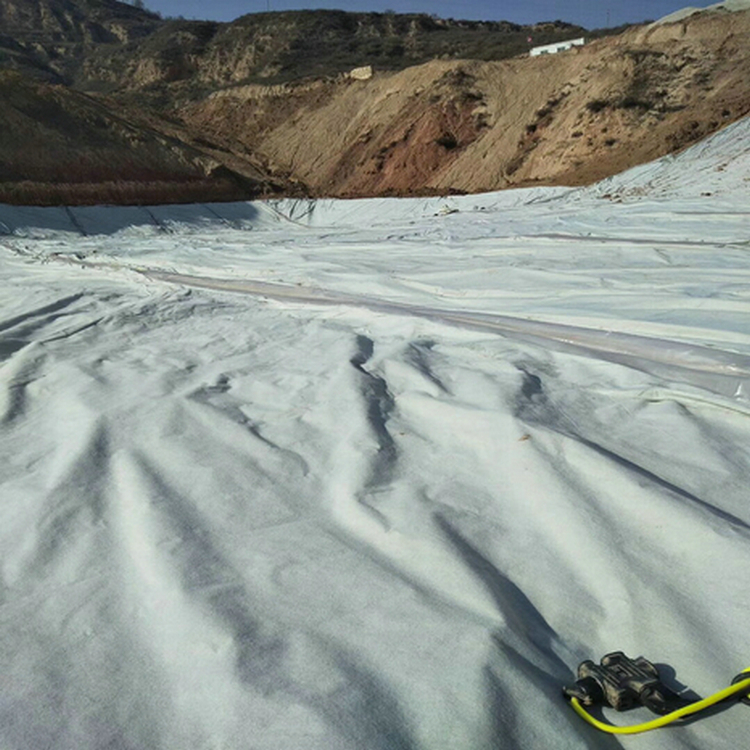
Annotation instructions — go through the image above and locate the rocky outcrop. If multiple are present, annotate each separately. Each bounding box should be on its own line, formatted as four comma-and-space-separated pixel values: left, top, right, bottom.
0, 0, 160, 82
66, 8, 589, 91
0, 0, 159, 43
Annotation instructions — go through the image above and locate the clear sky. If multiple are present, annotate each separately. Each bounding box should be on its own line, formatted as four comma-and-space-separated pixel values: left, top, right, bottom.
143, 0, 719, 29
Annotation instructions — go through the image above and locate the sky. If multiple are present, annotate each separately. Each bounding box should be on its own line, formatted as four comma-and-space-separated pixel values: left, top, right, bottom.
142, 0, 719, 28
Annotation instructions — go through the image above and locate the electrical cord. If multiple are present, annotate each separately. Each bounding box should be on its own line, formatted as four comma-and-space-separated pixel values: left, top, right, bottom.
569, 669, 750, 735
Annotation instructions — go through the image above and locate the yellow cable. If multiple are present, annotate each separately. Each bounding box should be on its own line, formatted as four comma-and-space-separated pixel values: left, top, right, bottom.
569, 670, 750, 735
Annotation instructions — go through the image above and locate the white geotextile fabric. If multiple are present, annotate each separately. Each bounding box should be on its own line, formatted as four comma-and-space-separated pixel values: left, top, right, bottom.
1, 119, 750, 749
651, 0, 750, 25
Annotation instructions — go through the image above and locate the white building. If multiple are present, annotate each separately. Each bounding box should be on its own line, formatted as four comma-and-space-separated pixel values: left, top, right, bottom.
530, 37, 585, 57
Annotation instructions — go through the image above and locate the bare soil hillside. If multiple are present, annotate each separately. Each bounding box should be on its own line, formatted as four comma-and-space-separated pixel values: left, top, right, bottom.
0, 70, 282, 205
2, 3, 749, 204
180, 8, 750, 197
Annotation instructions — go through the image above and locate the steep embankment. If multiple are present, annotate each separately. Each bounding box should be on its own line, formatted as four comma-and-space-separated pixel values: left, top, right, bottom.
181, 8, 750, 197
0, 70, 280, 205
2, 3, 749, 202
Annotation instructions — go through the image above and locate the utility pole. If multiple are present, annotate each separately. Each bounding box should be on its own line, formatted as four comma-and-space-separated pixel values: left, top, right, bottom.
606, 9, 611, 27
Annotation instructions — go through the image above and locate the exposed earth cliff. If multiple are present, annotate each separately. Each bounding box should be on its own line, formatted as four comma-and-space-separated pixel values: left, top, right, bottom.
1, 1, 749, 203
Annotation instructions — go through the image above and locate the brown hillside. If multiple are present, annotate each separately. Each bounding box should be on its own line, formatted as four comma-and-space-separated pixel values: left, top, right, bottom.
0, 70, 281, 205
2, 3, 598, 90
1, 4, 749, 204
77, 12, 590, 91
179, 9, 750, 198
0, 0, 160, 81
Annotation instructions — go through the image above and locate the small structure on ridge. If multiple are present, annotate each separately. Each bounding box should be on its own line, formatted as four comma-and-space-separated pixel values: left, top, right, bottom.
530, 38, 585, 57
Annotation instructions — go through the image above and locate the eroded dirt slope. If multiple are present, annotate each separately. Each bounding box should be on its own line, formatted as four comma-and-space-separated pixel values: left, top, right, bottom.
181, 8, 750, 197
0, 70, 282, 205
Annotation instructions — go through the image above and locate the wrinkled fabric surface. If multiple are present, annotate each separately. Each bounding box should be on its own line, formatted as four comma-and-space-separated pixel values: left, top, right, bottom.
1, 120, 749, 749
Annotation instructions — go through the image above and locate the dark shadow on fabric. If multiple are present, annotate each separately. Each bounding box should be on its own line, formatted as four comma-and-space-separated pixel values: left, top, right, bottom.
350, 334, 397, 490
434, 513, 558, 654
